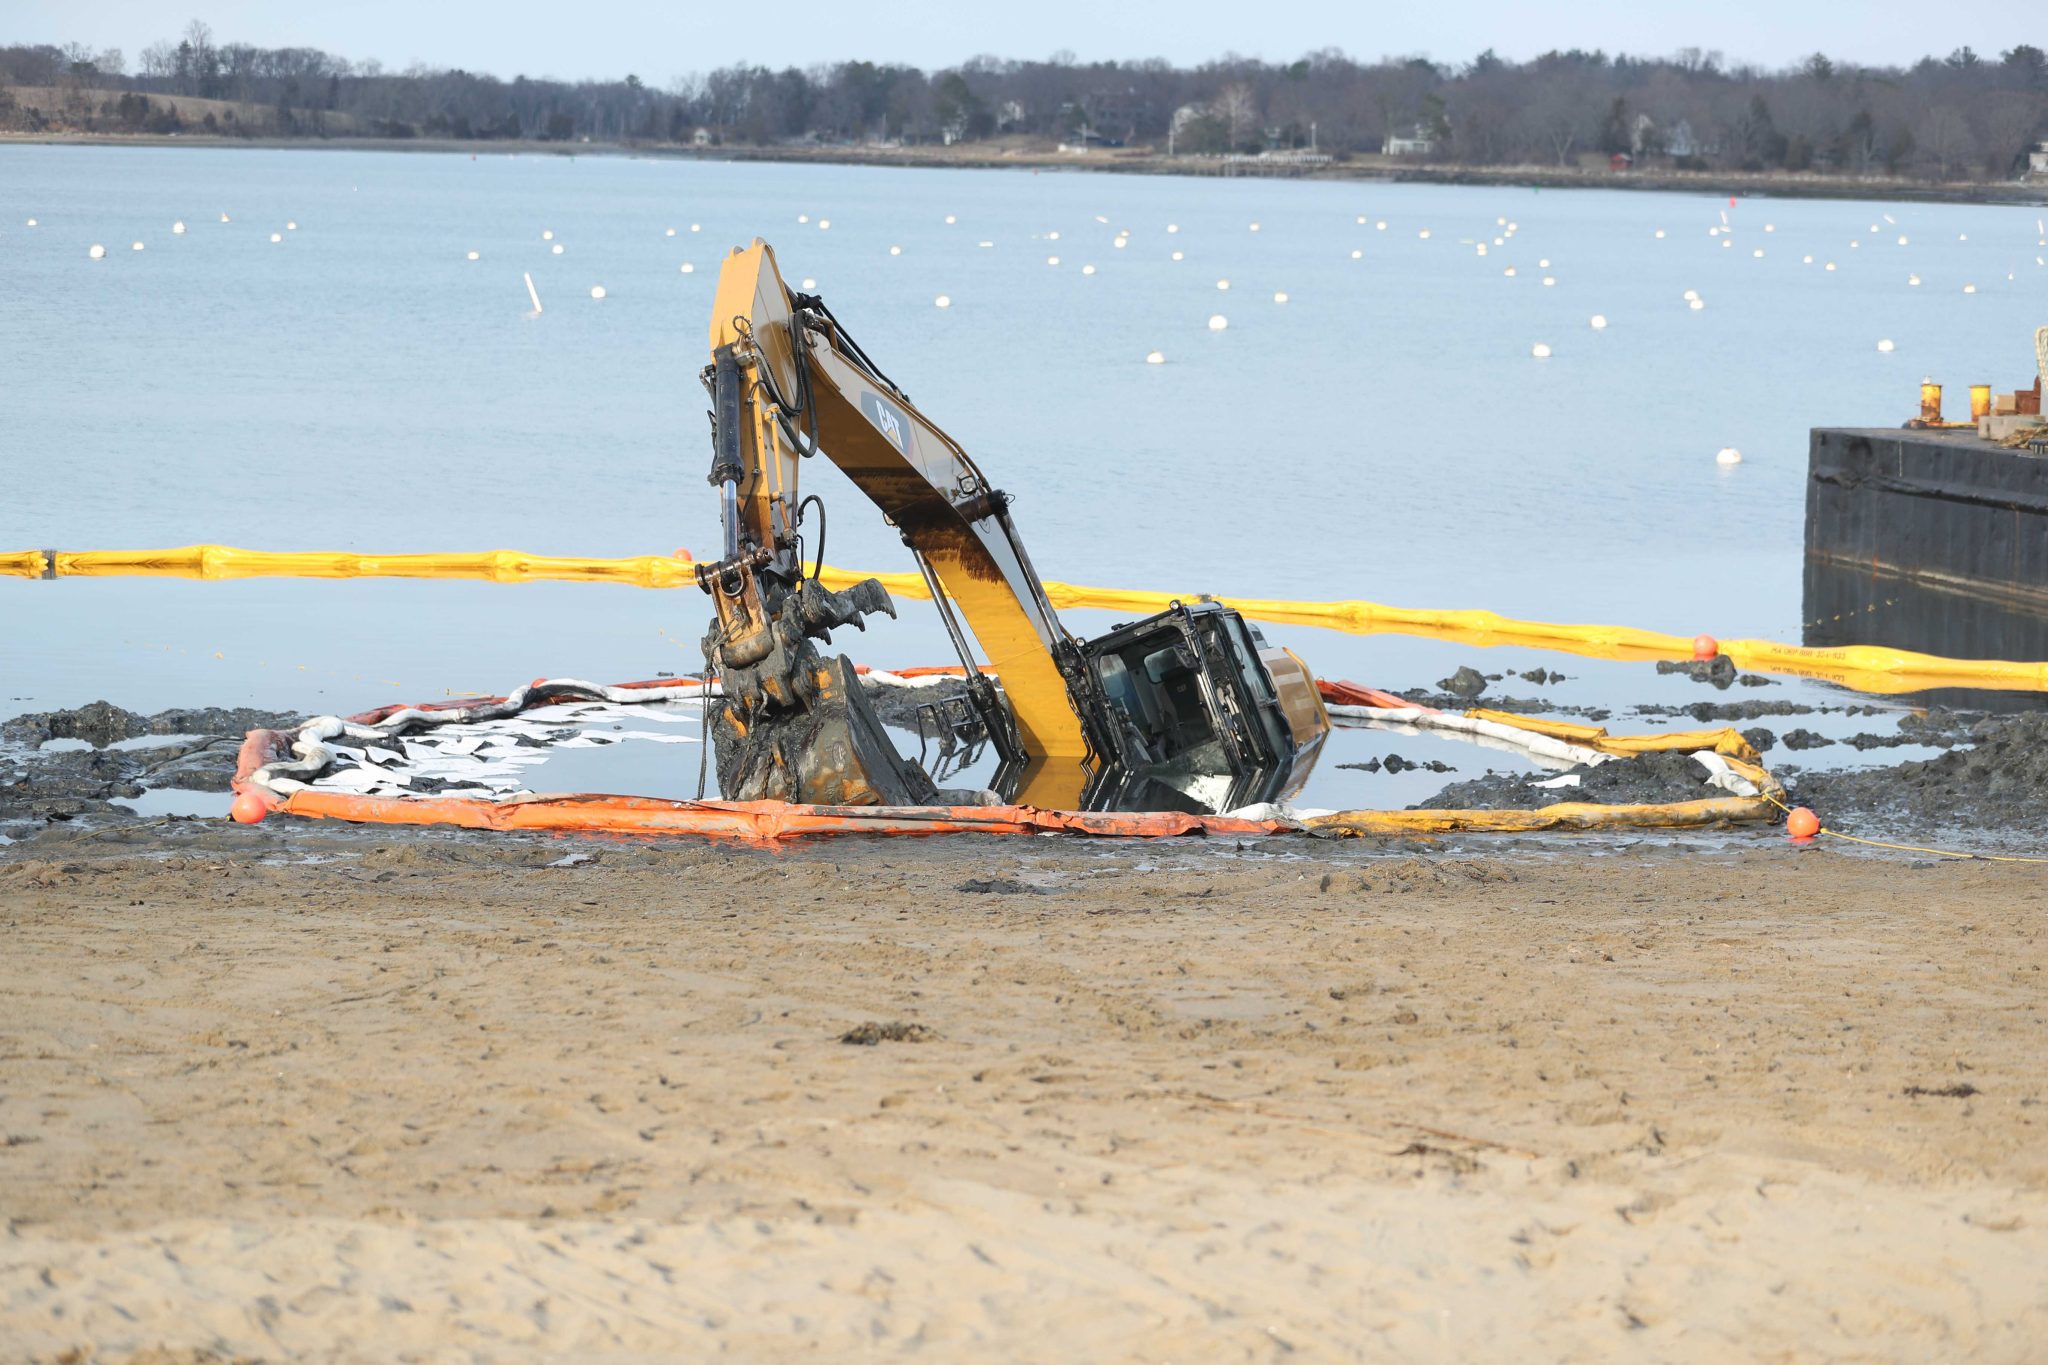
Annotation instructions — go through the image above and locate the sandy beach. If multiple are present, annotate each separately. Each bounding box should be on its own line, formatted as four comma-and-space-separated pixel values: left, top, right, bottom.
2, 823, 2043, 1361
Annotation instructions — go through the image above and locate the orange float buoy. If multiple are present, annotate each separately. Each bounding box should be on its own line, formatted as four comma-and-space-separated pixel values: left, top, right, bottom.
229, 792, 267, 824
1692, 634, 1718, 659
1785, 806, 1820, 841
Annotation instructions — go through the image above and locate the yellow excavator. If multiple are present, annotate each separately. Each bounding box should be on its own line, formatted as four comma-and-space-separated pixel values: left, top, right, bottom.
694, 238, 1328, 812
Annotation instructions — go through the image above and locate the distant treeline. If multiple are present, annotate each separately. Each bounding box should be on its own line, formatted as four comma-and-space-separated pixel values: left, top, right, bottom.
4, 20, 2046, 180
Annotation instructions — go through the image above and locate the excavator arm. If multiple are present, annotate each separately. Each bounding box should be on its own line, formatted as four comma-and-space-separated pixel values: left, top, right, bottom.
698, 239, 1098, 807
694, 237, 1328, 814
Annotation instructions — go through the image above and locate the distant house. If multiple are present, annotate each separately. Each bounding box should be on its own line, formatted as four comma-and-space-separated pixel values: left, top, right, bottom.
1661, 119, 1722, 161
691, 126, 712, 147
1630, 112, 1656, 156
2030, 142, 2048, 177
1609, 152, 1633, 172
1382, 124, 1436, 156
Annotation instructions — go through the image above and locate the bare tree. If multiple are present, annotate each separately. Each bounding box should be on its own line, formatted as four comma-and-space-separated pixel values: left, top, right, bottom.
1529, 80, 1596, 165
1914, 105, 1975, 177
139, 40, 176, 81
1979, 91, 2041, 176
1211, 82, 1258, 151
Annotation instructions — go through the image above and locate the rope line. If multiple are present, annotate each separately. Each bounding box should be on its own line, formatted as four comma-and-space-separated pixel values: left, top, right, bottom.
1761, 791, 2048, 864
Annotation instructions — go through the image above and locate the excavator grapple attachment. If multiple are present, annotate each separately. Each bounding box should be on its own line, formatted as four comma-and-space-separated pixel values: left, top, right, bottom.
704, 571, 938, 806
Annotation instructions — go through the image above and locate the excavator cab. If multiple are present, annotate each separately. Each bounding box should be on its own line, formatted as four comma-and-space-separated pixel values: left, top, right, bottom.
1078, 603, 1327, 813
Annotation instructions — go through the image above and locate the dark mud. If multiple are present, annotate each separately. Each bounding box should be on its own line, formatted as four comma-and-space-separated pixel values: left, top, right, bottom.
1414, 750, 1722, 811
1, 701, 298, 834
1656, 657, 1739, 688
1790, 711, 2048, 843
1341, 755, 1456, 774
1438, 666, 1491, 700
1634, 699, 1819, 722
1632, 699, 1898, 729
839, 1021, 940, 1045
1, 700, 296, 748
1396, 689, 1612, 721
861, 676, 976, 728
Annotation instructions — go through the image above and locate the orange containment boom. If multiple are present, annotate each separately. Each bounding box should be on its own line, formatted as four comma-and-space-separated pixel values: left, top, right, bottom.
228, 673, 1788, 844
228, 721, 1288, 843
273, 789, 1290, 842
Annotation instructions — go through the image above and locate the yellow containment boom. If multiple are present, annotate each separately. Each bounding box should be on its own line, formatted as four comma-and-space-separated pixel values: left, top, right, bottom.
10, 544, 2048, 696
6, 546, 698, 588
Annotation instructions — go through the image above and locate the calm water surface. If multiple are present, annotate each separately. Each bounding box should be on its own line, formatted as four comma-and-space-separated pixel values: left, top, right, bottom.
4, 146, 2044, 807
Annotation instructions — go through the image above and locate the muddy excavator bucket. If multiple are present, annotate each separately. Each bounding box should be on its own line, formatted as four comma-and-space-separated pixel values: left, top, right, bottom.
708, 653, 937, 806
704, 573, 938, 806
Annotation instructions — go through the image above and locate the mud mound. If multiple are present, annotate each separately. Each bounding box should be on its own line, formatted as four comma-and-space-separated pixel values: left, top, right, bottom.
1656, 656, 1739, 688
1397, 689, 1612, 721
861, 676, 975, 728
1635, 699, 1818, 722
1, 702, 298, 832
2, 701, 297, 748
1413, 750, 1720, 811
1792, 711, 2048, 839
840, 1021, 939, 1045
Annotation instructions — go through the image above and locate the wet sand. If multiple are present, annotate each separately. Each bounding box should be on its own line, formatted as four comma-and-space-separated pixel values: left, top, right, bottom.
2, 824, 2045, 1360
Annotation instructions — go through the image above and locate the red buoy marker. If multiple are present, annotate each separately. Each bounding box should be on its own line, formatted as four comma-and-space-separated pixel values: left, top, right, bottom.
1786, 806, 1819, 841
229, 792, 267, 824
1693, 634, 1719, 660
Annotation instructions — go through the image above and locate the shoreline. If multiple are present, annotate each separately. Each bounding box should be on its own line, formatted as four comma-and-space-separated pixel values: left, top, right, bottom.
9, 131, 2047, 207
3, 827, 2044, 1357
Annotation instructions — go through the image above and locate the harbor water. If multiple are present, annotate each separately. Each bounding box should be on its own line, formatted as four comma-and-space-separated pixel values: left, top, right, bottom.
5, 145, 2045, 809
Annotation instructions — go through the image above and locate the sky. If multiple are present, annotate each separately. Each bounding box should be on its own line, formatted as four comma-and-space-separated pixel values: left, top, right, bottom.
9, 0, 2038, 83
